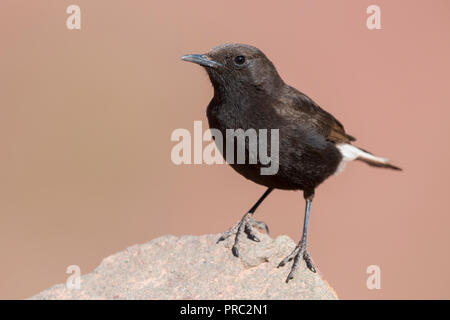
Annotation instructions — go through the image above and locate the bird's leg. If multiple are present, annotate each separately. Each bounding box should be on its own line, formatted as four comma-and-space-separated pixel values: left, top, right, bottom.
217, 188, 273, 257
278, 190, 316, 283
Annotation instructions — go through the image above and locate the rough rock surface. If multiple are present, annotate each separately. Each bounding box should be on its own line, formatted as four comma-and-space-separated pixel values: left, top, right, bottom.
30, 231, 337, 299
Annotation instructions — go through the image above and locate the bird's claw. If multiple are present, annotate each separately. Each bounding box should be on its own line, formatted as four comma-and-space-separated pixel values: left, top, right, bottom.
217, 212, 269, 257
278, 241, 316, 283
248, 219, 270, 234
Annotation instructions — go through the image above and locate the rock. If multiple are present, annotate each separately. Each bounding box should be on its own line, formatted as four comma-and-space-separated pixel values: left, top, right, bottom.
30, 231, 338, 299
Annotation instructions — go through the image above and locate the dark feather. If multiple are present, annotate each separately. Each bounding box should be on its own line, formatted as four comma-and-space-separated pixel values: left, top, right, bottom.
274, 85, 356, 144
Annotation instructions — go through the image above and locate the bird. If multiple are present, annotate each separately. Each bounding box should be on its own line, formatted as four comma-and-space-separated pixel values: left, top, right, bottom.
181, 43, 401, 283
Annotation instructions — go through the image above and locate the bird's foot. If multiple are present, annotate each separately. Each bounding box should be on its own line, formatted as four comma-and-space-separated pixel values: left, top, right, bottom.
216, 212, 269, 258
278, 241, 316, 283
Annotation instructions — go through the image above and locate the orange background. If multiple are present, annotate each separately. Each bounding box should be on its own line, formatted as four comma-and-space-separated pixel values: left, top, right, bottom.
1, 0, 449, 299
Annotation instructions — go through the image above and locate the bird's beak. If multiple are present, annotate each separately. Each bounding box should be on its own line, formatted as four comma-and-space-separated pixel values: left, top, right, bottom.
181, 54, 222, 68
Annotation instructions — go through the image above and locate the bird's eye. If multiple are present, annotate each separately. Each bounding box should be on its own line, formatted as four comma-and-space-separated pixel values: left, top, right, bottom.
234, 55, 246, 65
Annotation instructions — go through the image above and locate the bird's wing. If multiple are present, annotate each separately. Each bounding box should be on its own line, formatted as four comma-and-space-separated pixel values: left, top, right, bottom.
275, 86, 356, 144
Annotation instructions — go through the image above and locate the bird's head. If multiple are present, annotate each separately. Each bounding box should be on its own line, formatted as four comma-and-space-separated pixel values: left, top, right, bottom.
181, 43, 284, 97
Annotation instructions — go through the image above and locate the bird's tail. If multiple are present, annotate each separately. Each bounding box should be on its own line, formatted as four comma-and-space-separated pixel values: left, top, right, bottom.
336, 144, 402, 171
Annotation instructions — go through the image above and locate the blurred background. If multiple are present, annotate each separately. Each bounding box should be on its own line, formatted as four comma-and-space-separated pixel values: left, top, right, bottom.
1, 0, 449, 299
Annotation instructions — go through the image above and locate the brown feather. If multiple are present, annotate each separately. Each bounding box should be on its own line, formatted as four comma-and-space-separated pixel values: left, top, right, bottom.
357, 158, 402, 171
274, 85, 355, 144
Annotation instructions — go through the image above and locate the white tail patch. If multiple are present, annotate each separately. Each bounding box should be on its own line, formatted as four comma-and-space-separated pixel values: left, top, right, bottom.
335, 143, 388, 174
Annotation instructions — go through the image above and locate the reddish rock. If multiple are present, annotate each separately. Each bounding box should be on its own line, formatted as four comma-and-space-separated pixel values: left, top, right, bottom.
30, 232, 337, 299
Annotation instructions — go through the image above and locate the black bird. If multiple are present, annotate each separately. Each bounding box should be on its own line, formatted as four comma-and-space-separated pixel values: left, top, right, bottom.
181, 44, 401, 282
